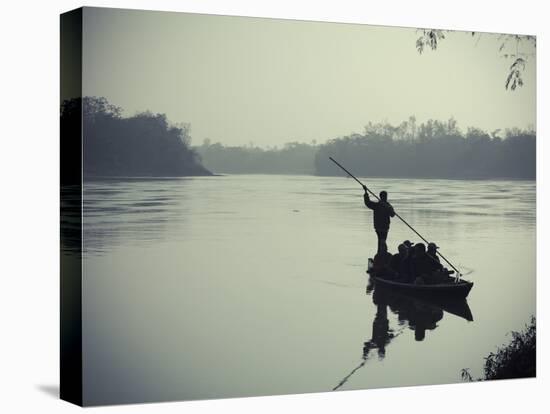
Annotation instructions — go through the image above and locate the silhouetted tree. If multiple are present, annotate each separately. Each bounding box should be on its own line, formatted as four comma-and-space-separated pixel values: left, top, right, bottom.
60, 97, 212, 178
315, 117, 535, 179
196, 140, 318, 174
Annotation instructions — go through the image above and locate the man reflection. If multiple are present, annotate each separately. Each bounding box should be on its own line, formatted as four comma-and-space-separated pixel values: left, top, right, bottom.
364, 287, 445, 362
363, 289, 394, 359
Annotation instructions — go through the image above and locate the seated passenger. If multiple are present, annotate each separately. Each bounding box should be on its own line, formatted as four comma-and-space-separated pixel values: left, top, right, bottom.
410, 243, 433, 283
391, 243, 412, 282
427, 242, 443, 270
426, 242, 448, 283
403, 240, 414, 254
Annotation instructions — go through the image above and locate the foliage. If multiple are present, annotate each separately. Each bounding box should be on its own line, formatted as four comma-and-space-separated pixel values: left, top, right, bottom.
415, 29, 536, 90
506, 58, 526, 91
416, 29, 446, 54
195, 117, 535, 179
315, 117, 535, 179
196, 141, 319, 175
461, 316, 536, 381
61, 97, 212, 178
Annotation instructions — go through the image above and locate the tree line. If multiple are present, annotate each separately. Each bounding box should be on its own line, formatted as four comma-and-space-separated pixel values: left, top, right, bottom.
62, 97, 535, 180
196, 140, 318, 175
197, 117, 535, 180
315, 117, 535, 179
61, 96, 212, 180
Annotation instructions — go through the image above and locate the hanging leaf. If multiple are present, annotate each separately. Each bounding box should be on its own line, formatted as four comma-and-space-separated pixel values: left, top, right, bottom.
506, 58, 526, 90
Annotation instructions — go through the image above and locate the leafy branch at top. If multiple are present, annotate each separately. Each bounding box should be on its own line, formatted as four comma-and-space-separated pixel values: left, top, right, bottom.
415, 29, 535, 90
416, 29, 446, 54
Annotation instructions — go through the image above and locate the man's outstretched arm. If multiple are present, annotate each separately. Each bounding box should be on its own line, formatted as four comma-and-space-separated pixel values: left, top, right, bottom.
363, 186, 376, 209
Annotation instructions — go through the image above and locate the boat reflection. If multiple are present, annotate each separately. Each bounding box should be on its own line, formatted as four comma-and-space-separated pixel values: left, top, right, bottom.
333, 278, 473, 391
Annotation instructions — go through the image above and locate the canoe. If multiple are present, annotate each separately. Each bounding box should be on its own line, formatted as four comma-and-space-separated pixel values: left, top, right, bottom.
368, 271, 473, 299
366, 259, 474, 299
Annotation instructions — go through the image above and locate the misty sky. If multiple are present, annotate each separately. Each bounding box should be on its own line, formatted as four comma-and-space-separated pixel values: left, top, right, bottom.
82, 7, 536, 147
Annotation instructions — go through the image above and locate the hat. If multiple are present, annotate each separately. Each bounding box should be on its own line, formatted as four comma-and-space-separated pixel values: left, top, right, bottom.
403, 240, 414, 247
428, 242, 439, 250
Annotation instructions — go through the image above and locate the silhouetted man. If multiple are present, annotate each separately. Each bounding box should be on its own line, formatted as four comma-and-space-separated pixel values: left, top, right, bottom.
363, 186, 395, 253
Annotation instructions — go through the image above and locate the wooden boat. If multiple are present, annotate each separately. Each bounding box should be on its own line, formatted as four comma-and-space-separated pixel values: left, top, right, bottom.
367, 259, 474, 299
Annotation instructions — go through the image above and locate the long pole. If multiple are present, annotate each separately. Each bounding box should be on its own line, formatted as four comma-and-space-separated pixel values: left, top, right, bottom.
329, 157, 462, 278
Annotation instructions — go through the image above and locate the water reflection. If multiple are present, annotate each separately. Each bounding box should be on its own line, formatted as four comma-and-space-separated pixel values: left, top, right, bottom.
83, 178, 192, 255
320, 179, 535, 247
79, 175, 533, 402
333, 279, 473, 391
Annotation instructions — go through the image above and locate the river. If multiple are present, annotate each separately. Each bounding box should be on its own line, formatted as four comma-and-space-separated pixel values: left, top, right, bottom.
76, 174, 535, 405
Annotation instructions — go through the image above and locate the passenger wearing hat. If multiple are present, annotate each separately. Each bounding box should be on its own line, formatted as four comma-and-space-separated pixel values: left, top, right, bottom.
427, 242, 440, 263
427, 242, 444, 272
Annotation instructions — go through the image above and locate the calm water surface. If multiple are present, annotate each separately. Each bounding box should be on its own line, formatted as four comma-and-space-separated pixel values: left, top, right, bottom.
78, 175, 535, 405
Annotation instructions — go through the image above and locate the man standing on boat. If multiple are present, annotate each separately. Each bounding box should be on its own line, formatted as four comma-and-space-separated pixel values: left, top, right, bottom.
363, 186, 396, 253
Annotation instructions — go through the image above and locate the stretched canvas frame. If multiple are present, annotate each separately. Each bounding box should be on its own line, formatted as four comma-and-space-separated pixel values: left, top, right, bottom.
60, 6, 536, 407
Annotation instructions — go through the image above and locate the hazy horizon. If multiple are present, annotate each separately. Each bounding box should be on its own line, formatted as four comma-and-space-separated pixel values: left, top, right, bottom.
81, 7, 536, 147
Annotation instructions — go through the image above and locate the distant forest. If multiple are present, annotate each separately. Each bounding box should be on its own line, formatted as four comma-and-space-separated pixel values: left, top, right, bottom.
62, 97, 535, 180
316, 118, 535, 179
197, 140, 318, 175
198, 117, 535, 180
61, 97, 212, 180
